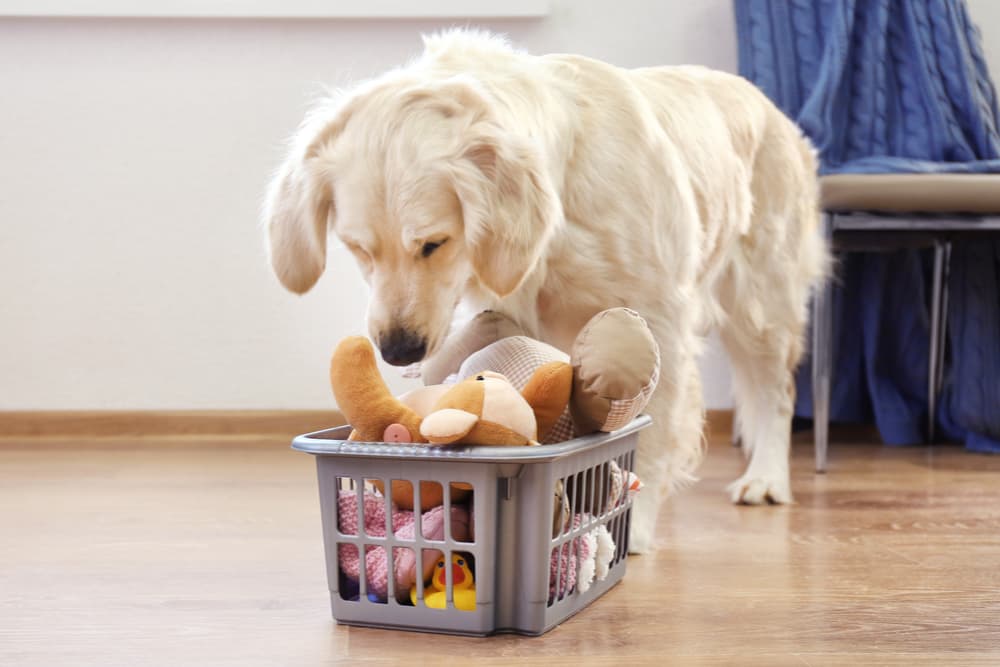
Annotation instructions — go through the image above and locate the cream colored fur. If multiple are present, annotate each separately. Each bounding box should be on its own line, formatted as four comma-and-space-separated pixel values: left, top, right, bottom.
263, 30, 830, 553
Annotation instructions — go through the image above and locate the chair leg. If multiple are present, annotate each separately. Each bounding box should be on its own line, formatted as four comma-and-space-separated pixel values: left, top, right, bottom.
932, 242, 952, 439
812, 214, 834, 473
937, 242, 952, 395
927, 242, 947, 443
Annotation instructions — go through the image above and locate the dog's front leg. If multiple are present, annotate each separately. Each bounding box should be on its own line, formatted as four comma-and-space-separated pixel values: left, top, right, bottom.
629, 313, 706, 553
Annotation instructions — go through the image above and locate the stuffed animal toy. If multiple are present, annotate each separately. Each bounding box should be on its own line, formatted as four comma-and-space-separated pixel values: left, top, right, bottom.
329, 335, 572, 510
606, 459, 644, 509
330, 335, 572, 445
421, 308, 660, 443
549, 462, 643, 598
410, 553, 477, 611
549, 515, 616, 600
337, 488, 470, 602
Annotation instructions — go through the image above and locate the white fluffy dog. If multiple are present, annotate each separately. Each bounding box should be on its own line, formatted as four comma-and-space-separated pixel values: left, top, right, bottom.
263, 30, 829, 552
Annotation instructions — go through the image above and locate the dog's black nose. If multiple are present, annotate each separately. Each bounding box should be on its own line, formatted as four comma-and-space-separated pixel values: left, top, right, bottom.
379, 329, 427, 366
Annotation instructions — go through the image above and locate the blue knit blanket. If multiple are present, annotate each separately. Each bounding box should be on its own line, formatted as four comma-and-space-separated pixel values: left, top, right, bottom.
734, 0, 1000, 452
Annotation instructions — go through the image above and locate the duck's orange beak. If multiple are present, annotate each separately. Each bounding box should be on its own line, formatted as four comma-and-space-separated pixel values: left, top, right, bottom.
437, 563, 466, 586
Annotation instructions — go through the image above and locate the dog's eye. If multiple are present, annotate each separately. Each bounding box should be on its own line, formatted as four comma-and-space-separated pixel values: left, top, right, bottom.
421, 240, 446, 258
475, 375, 485, 381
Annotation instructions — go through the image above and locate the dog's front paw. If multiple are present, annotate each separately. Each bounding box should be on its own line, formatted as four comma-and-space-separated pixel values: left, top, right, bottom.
727, 470, 792, 505
626, 491, 659, 554
628, 520, 654, 554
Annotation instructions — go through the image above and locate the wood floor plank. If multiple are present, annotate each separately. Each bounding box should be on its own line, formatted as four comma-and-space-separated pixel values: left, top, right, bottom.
1, 430, 998, 665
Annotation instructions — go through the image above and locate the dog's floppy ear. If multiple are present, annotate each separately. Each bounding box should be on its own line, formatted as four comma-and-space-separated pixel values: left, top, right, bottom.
451, 112, 562, 298
262, 102, 351, 294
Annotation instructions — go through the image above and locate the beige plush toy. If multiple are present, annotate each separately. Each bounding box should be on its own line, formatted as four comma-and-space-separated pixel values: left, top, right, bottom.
422, 308, 660, 443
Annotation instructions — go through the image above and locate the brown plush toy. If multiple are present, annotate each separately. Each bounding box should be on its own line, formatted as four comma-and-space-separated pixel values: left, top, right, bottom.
329, 336, 572, 510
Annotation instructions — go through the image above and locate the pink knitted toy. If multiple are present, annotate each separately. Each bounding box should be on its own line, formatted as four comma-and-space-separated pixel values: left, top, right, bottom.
548, 459, 643, 602
337, 489, 470, 601
549, 515, 617, 601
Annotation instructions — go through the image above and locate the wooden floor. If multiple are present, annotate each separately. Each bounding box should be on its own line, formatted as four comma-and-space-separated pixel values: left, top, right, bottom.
2, 428, 999, 666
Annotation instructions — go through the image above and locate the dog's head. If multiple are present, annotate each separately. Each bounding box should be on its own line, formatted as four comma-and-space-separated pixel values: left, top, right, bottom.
262, 74, 561, 366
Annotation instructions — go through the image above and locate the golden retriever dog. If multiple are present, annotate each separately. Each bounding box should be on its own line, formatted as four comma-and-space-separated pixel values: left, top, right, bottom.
263, 30, 829, 552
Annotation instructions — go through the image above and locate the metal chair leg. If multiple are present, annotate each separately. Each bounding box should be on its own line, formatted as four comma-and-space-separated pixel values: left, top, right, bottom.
927, 242, 946, 443
812, 214, 834, 473
935, 241, 952, 411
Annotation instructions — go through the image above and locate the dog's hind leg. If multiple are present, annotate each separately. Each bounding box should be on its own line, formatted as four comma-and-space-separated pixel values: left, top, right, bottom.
720, 316, 801, 505
719, 131, 827, 505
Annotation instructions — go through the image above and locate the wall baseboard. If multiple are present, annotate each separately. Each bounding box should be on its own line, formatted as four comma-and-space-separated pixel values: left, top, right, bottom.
0, 410, 345, 439
0, 409, 733, 441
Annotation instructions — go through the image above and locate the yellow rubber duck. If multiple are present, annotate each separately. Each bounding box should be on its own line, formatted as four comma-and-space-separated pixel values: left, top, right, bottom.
410, 554, 476, 611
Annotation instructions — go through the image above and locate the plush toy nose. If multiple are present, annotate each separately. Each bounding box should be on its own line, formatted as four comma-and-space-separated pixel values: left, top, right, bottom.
379, 329, 427, 366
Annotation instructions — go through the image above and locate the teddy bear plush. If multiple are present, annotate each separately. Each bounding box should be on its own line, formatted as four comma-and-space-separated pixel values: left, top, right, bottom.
330, 335, 572, 446
329, 335, 572, 510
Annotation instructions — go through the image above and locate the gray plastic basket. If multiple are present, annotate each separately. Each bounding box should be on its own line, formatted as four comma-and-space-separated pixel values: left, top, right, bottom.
292, 415, 649, 636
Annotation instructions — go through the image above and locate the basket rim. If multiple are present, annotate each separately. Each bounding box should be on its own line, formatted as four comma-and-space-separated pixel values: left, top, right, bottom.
290, 415, 651, 463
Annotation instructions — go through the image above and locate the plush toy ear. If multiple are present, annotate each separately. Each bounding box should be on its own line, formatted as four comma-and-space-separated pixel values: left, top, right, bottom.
420, 408, 480, 444
571, 308, 660, 433
451, 117, 563, 297
329, 336, 426, 443
521, 361, 573, 441
262, 99, 355, 294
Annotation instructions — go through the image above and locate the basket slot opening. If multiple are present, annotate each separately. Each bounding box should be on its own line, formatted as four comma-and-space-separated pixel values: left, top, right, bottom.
549, 472, 573, 606
449, 482, 474, 544
389, 479, 409, 532
564, 472, 579, 537
552, 478, 568, 539
623, 449, 636, 555
362, 478, 385, 540
614, 452, 630, 563
597, 461, 608, 518
337, 547, 357, 602
393, 546, 416, 606
335, 477, 355, 535
337, 542, 387, 604
585, 466, 596, 527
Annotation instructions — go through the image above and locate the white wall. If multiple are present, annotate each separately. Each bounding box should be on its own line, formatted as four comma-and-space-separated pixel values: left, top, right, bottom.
1, 1, 997, 411
0, 1, 740, 410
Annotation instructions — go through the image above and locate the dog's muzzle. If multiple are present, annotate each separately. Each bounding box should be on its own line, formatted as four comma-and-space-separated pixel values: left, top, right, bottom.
379, 329, 427, 366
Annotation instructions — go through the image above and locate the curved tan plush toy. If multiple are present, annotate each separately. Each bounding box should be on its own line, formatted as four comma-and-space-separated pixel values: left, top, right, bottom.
329, 336, 572, 509
329, 336, 426, 445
